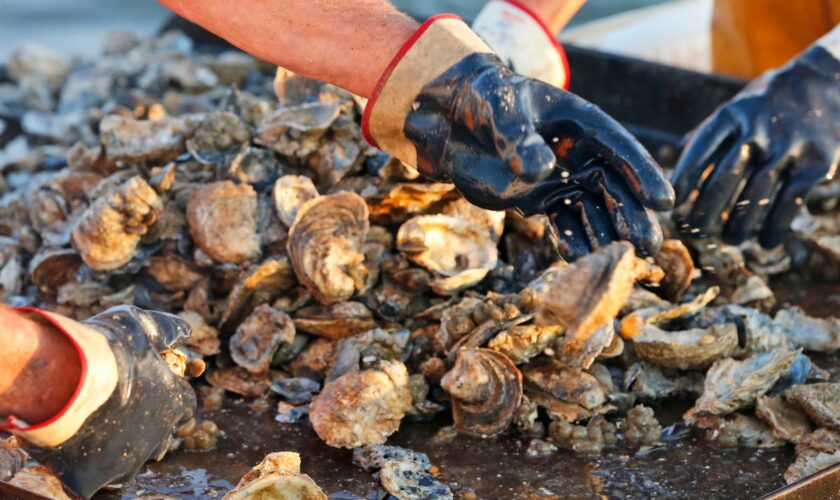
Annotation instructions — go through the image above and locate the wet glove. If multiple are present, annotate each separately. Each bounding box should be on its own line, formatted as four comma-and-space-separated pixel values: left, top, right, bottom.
363, 15, 674, 260
672, 27, 840, 248
472, 0, 570, 88
1, 306, 196, 499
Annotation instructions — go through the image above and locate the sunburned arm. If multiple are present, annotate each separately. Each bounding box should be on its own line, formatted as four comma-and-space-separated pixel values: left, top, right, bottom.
158, 0, 419, 98
0, 305, 81, 424
516, 0, 588, 34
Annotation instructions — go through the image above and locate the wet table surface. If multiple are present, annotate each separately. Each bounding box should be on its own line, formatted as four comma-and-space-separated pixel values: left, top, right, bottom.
100, 274, 840, 500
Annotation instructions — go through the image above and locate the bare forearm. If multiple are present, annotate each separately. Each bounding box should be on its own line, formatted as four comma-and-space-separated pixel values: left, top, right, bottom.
0, 306, 81, 424
517, 0, 587, 33
159, 0, 419, 97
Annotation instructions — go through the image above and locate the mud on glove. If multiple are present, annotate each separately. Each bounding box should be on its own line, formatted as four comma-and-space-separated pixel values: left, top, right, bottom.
1, 306, 197, 499
363, 15, 673, 260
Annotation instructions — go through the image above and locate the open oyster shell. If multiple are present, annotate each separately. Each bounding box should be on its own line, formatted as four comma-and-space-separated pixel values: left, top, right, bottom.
441, 348, 522, 437
230, 305, 296, 376
223, 451, 326, 500
273, 175, 319, 227
288, 192, 369, 304
631, 323, 738, 370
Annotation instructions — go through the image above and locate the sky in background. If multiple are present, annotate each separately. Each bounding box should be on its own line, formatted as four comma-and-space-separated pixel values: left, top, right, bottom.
0, 0, 670, 57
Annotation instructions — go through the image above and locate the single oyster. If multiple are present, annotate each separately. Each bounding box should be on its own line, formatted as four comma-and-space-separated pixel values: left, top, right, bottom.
784, 429, 840, 484
624, 405, 662, 449
9, 465, 72, 500
28, 247, 81, 291
223, 452, 326, 500
440, 349, 522, 437
441, 197, 505, 242
186, 110, 250, 165
366, 182, 455, 225
548, 416, 618, 454
177, 311, 221, 356
186, 181, 260, 264
271, 377, 320, 405
206, 366, 273, 398
273, 175, 319, 227
785, 383, 840, 430
8, 43, 71, 84
702, 413, 786, 448
774, 307, 840, 353
219, 257, 296, 332
624, 363, 703, 401
631, 323, 738, 370
531, 242, 637, 367
99, 114, 196, 163
488, 324, 565, 364
619, 286, 720, 339
71, 176, 162, 271
397, 214, 497, 295
288, 192, 369, 304
522, 359, 607, 410
230, 305, 296, 376
147, 255, 204, 292
756, 395, 813, 443
653, 239, 694, 300
730, 274, 775, 307
328, 328, 410, 381
686, 349, 799, 421
293, 301, 376, 340
288, 338, 335, 381
380, 460, 452, 500
310, 360, 411, 448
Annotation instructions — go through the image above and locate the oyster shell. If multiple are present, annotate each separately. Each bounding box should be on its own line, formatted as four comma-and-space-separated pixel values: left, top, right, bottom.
293, 301, 376, 340
352, 444, 431, 472
366, 182, 455, 225
9, 465, 72, 500
397, 214, 497, 295
703, 413, 786, 448
273, 175, 319, 227
756, 394, 812, 443
631, 323, 738, 370
441, 197, 505, 242
99, 114, 196, 163
653, 239, 694, 300
488, 324, 565, 364
186, 110, 250, 165
230, 305, 296, 376
28, 247, 81, 291
288, 192, 369, 304
440, 349, 522, 437
532, 242, 637, 367
785, 383, 840, 430
380, 460, 452, 500
8, 43, 71, 84
774, 307, 840, 353
686, 349, 799, 422
177, 311, 221, 356
71, 175, 162, 271
522, 359, 606, 410
624, 363, 704, 401
310, 360, 411, 448
206, 366, 273, 398
219, 256, 296, 332
784, 429, 840, 484
186, 181, 260, 264
147, 255, 204, 292
223, 451, 326, 500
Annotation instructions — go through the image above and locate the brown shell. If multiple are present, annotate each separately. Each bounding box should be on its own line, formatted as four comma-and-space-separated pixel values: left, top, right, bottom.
366, 182, 456, 225
522, 359, 606, 410
230, 305, 296, 376
219, 257, 297, 333
99, 114, 197, 163
632, 323, 738, 370
28, 248, 81, 291
287, 192, 369, 305
532, 242, 637, 361
273, 175, 319, 227
756, 394, 813, 443
293, 301, 377, 340
310, 360, 412, 448
186, 111, 250, 165
178, 311, 221, 356
71, 176, 163, 271
186, 181, 261, 264
488, 325, 565, 364
8, 465, 71, 500
653, 239, 695, 301
205, 366, 273, 398
147, 255, 204, 292
784, 382, 840, 430
440, 348, 522, 437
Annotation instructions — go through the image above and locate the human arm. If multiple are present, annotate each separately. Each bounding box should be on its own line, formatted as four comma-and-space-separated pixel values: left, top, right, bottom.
672, 24, 840, 248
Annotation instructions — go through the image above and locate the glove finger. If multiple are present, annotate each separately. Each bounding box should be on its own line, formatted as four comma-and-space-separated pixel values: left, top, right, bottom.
547, 205, 592, 261
562, 191, 618, 250
758, 164, 827, 248
685, 139, 753, 237
722, 154, 789, 245
136, 308, 193, 351
672, 112, 739, 206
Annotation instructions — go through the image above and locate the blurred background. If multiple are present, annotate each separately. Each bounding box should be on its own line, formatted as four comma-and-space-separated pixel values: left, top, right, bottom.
0, 0, 673, 56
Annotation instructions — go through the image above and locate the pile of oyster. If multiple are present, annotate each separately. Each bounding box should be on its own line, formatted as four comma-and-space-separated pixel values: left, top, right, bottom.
1, 30, 839, 497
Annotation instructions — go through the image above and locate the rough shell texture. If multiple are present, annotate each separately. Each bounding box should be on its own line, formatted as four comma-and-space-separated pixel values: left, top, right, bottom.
230, 305, 296, 376
440, 349, 522, 437
380, 460, 453, 500
703, 413, 786, 448
522, 359, 606, 410
206, 366, 273, 398
397, 214, 497, 295
784, 383, 840, 430
309, 360, 411, 448
653, 239, 694, 301
273, 175, 319, 227
488, 325, 564, 364
755, 394, 813, 443
223, 451, 327, 500
292, 301, 376, 340
532, 242, 637, 364
784, 429, 840, 484
8, 465, 71, 500
186, 181, 261, 264
147, 255, 204, 292
352, 444, 431, 472
100, 115, 196, 163
774, 307, 840, 353
186, 111, 250, 165
220, 257, 296, 332
686, 349, 799, 421
71, 176, 162, 271
288, 192, 369, 304
632, 323, 738, 370
367, 183, 455, 225
624, 363, 704, 401
28, 248, 81, 291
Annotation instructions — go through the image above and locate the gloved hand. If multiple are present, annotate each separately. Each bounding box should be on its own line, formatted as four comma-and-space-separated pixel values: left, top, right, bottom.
363, 15, 674, 259
472, 0, 570, 88
672, 30, 840, 248
1, 306, 196, 499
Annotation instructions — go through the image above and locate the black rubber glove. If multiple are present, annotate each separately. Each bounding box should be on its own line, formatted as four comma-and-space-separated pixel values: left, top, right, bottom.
8, 306, 196, 499
672, 43, 840, 248
363, 15, 673, 259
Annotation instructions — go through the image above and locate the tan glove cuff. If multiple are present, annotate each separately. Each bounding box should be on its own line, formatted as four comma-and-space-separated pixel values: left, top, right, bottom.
361, 14, 493, 167
1, 308, 118, 448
